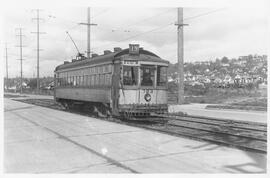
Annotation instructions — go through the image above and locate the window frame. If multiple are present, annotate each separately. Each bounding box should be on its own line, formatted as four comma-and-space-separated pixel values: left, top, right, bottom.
122, 65, 139, 86
140, 65, 156, 87
156, 66, 168, 87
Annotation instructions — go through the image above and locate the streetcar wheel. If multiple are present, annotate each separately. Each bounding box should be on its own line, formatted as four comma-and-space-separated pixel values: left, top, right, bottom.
63, 102, 70, 110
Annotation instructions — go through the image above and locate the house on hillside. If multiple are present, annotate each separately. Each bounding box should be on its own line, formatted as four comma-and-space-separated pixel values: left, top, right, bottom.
223, 74, 234, 85
232, 60, 242, 66
40, 79, 54, 89
8, 81, 29, 92
234, 74, 242, 84
168, 76, 174, 82
221, 63, 230, 67
232, 68, 241, 74
241, 75, 253, 84
237, 56, 249, 67
214, 77, 222, 84
201, 61, 210, 65
194, 61, 201, 65
261, 67, 267, 74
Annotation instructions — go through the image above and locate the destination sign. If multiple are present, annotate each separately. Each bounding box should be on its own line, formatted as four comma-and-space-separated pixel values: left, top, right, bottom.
129, 44, 139, 55
122, 60, 139, 66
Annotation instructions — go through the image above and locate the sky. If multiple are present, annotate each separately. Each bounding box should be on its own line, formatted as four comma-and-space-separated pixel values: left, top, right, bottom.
1, 4, 268, 78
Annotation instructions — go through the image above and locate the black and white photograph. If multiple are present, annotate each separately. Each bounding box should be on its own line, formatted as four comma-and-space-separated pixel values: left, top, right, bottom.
1, 0, 269, 175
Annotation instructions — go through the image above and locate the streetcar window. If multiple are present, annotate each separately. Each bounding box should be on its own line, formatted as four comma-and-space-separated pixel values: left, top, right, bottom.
85, 76, 88, 86
105, 74, 111, 85
89, 68, 92, 74
141, 66, 155, 86
104, 65, 109, 73
83, 76, 86, 86
157, 66, 167, 86
100, 74, 104, 85
86, 76, 88, 86
95, 75, 99, 85
89, 76, 92, 86
123, 66, 138, 86
73, 76, 75, 86
108, 74, 111, 85
68, 77, 72, 86
108, 65, 112, 73
80, 76, 83, 86
76, 76, 79, 86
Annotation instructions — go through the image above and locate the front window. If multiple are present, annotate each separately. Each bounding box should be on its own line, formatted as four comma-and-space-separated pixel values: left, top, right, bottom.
141, 65, 155, 86
123, 66, 138, 85
157, 66, 167, 86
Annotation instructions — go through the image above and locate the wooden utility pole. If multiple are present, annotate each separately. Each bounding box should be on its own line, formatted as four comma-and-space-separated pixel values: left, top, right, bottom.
5, 43, 8, 89
87, 7, 91, 58
79, 7, 97, 58
175, 8, 188, 104
16, 28, 25, 94
31, 9, 45, 93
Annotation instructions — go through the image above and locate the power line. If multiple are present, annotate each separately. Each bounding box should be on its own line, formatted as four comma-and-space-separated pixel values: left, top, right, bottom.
48, 14, 78, 24
111, 8, 174, 32
128, 8, 173, 27
67, 24, 80, 31
91, 8, 110, 19
128, 8, 229, 34
91, 9, 173, 34
93, 7, 228, 50
184, 8, 227, 21
92, 22, 173, 50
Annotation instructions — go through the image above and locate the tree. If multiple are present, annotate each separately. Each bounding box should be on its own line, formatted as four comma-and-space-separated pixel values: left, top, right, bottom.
221, 56, 229, 63
28, 79, 37, 89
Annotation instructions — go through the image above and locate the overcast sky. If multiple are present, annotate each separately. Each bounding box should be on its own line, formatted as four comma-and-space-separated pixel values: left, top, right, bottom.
1, 5, 268, 77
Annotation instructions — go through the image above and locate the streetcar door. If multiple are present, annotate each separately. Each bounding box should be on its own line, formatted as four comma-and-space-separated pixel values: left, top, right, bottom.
111, 63, 121, 116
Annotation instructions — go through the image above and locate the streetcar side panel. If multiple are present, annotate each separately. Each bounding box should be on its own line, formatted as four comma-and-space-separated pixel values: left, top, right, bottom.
55, 87, 111, 103
54, 63, 113, 104
118, 89, 167, 105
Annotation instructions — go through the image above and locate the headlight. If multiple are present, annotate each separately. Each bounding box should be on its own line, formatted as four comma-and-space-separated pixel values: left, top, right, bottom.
144, 93, 151, 102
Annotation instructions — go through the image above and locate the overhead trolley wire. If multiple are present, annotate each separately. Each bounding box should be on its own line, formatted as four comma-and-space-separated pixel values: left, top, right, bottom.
184, 7, 227, 21
92, 8, 227, 51
92, 22, 174, 51
91, 8, 110, 19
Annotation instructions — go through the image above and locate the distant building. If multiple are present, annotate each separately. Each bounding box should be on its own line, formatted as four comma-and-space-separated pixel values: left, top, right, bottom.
168, 76, 174, 82
221, 63, 230, 67
223, 74, 233, 84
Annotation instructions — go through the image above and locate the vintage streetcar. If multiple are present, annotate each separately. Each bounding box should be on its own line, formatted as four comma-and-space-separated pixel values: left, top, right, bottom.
54, 44, 169, 118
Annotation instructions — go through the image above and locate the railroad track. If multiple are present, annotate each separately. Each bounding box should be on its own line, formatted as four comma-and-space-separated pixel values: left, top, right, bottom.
11, 98, 267, 153
139, 115, 267, 153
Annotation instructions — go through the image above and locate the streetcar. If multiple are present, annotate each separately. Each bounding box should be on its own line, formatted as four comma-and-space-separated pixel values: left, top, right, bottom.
54, 44, 169, 118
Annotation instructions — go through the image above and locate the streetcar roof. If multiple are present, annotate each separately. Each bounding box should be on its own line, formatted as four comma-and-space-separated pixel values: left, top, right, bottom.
55, 48, 169, 72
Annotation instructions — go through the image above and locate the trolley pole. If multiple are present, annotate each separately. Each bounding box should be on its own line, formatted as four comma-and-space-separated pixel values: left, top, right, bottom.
79, 7, 97, 58
175, 7, 188, 104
